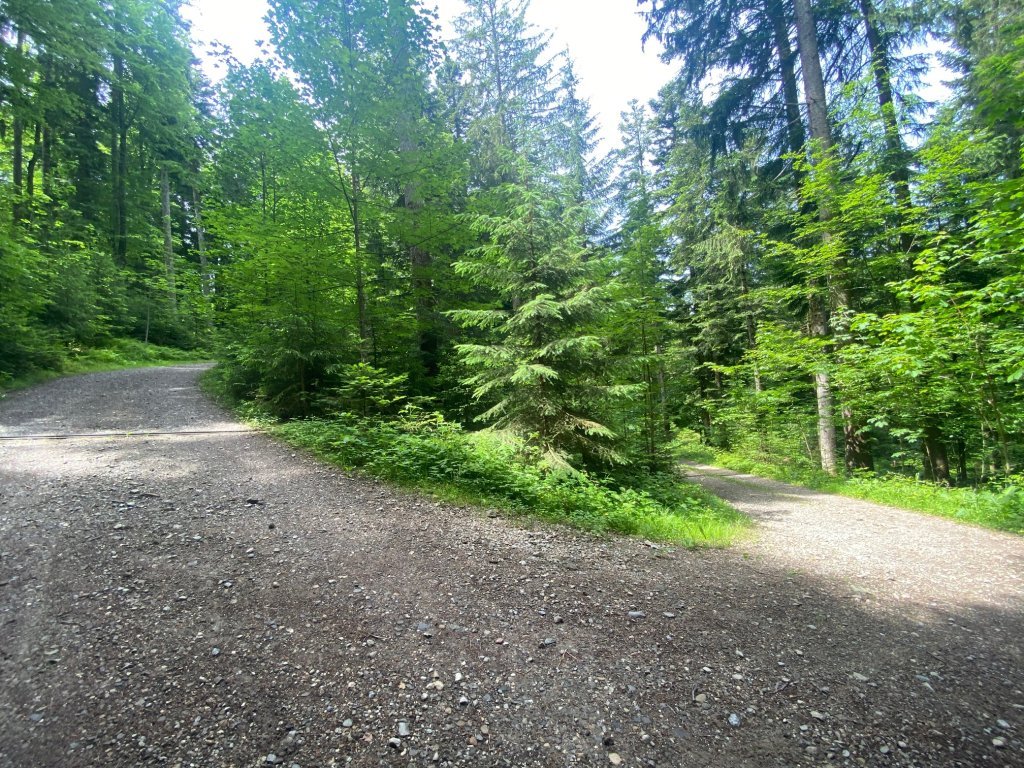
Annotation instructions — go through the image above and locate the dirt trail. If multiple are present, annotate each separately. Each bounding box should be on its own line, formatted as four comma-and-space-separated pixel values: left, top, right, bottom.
1, 367, 1021, 768
682, 463, 1024, 616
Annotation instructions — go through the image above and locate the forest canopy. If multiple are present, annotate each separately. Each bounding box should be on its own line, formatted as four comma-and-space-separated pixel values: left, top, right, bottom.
1, 0, 1021, 508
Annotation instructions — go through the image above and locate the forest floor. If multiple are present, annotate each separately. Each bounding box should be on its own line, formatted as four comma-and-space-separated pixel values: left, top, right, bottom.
1, 366, 1021, 768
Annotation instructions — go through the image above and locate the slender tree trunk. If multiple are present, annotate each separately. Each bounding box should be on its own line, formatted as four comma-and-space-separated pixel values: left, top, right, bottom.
259, 154, 268, 221
192, 186, 211, 297
352, 169, 369, 362
401, 137, 438, 378
25, 121, 41, 206
954, 437, 968, 486
738, 262, 763, 393
41, 123, 52, 199
160, 166, 177, 314
859, 0, 915, 266
11, 29, 26, 224
984, 374, 1012, 474
111, 54, 128, 265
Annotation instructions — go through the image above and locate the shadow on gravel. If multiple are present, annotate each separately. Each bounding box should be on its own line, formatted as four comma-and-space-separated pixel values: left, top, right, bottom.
1, 370, 1022, 767
1, 427, 1022, 768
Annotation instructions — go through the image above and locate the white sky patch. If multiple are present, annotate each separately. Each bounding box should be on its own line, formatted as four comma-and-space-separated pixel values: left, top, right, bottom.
182, 0, 675, 151
181, 1, 954, 151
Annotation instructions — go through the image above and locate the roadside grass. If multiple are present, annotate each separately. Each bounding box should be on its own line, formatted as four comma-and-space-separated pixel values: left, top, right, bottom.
1, 339, 211, 394
201, 369, 748, 547
677, 441, 1024, 535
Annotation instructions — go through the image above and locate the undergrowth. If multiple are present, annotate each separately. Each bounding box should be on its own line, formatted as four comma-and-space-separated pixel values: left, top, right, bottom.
274, 416, 747, 546
202, 369, 747, 547
675, 437, 1024, 535
1, 338, 211, 393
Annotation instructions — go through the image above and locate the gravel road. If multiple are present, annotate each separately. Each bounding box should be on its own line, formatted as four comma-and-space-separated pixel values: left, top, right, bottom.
1, 366, 1021, 767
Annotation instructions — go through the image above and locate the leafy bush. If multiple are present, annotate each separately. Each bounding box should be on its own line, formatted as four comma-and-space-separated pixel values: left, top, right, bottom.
272, 412, 748, 547
1, 339, 210, 392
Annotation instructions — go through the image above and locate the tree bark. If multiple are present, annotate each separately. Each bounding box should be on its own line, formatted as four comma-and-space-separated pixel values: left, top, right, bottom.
192, 186, 211, 297
770, 2, 806, 157
11, 29, 26, 224
41, 123, 52, 199
843, 407, 874, 471
111, 54, 129, 265
793, 0, 844, 475
400, 131, 438, 379
922, 423, 951, 484
25, 121, 41, 205
352, 169, 369, 362
954, 437, 968, 486
160, 166, 177, 314
859, 0, 915, 266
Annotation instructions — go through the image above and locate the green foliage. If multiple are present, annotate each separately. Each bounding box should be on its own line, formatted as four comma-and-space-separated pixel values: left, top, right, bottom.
1, 339, 209, 393
271, 411, 747, 546
322, 363, 410, 417
0, 0, 211, 383
451, 160, 625, 469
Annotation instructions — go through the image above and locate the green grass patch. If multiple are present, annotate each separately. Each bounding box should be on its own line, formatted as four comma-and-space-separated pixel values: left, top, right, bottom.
269, 415, 747, 547
1, 338, 211, 394
679, 443, 1024, 535
199, 370, 748, 547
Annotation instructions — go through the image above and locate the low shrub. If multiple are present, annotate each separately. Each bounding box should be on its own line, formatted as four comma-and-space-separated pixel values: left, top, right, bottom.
1, 338, 210, 393
271, 412, 748, 547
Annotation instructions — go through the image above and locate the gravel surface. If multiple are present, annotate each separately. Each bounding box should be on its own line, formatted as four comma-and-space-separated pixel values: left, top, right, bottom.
1, 366, 1021, 767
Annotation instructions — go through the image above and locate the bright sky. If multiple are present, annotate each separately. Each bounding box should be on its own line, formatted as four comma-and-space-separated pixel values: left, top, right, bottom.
181, 1, 952, 150
181, 0, 675, 151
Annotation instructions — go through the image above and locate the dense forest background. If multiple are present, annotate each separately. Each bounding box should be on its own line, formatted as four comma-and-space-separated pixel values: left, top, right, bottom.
1, 0, 1021, 499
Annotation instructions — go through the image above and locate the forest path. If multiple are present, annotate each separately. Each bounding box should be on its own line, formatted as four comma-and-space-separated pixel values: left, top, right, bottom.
682, 462, 1024, 616
1, 366, 1022, 768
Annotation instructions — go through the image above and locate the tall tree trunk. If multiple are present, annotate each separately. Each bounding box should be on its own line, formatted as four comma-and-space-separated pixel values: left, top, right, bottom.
25, 121, 41, 206
859, 0, 915, 266
160, 166, 177, 314
259, 154, 268, 221
11, 29, 26, 224
770, 2, 806, 157
954, 437, 968, 486
922, 423, 951, 484
352, 169, 369, 362
738, 262, 763, 393
111, 54, 128, 265
401, 136, 438, 379
192, 186, 211, 297
41, 123, 52, 199
792, 0, 840, 474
